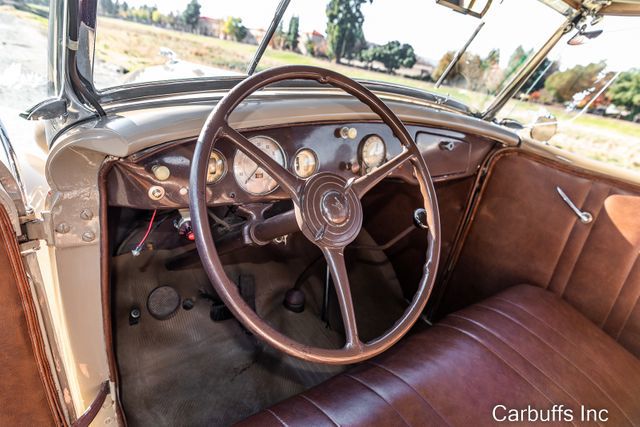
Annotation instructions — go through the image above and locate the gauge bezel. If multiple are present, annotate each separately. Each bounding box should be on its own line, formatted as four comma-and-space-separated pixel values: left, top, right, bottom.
233, 135, 287, 196
292, 148, 319, 179
359, 134, 387, 170
206, 149, 227, 184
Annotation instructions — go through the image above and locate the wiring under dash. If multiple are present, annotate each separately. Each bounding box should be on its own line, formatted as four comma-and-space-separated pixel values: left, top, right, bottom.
132, 209, 157, 256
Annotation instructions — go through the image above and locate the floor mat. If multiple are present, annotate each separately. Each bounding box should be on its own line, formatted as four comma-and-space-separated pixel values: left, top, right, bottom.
113, 233, 407, 426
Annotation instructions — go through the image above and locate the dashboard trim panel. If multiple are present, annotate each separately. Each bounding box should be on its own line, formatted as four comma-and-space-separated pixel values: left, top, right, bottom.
107, 121, 494, 210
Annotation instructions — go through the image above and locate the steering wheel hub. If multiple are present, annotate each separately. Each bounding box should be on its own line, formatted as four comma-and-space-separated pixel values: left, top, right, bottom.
297, 172, 362, 248
321, 190, 350, 225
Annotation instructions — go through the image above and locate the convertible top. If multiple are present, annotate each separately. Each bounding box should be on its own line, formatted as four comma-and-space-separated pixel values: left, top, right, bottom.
565, 0, 640, 16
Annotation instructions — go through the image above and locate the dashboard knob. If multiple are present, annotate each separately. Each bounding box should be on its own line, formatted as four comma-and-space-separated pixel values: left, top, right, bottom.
338, 126, 358, 140
152, 164, 171, 181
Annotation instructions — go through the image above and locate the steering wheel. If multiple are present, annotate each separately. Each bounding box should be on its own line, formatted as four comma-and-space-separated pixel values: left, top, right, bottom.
189, 65, 440, 364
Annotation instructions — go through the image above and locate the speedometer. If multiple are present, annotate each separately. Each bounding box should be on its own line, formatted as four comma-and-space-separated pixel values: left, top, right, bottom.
233, 136, 286, 195
360, 135, 386, 171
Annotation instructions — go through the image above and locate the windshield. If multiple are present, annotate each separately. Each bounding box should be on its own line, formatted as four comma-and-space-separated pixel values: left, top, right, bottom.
93, 0, 566, 113
498, 15, 640, 171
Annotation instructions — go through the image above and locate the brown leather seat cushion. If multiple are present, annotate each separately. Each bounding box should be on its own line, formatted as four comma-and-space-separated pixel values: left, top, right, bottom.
238, 285, 640, 426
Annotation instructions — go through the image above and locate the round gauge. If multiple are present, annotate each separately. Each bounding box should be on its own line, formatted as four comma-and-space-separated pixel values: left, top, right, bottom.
293, 148, 318, 178
360, 135, 386, 170
206, 150, 227, 184
233, 136, 286, 195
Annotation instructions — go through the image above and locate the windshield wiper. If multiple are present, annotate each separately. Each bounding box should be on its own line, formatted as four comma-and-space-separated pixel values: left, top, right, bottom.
435, 21, 485, 88
246, 0, 292, 75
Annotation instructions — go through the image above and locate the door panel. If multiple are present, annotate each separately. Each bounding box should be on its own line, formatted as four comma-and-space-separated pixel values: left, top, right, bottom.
438, 149, 640, 357
0, 206, 62, 425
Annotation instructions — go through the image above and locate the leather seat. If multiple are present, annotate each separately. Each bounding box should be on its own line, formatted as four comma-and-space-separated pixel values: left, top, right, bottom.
238, 285, 640, 426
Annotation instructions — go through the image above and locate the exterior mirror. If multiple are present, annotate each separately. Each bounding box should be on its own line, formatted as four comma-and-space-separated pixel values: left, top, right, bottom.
436, 0, 492, 18
530, 114, 557, 142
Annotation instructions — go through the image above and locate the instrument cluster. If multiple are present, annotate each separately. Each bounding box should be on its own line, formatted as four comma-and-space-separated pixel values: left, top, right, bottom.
204, 129, 390, 196
107, 121, 484, 210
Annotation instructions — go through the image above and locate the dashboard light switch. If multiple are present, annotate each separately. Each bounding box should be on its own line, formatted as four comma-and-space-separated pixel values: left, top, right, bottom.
339, 126, 358, 140
152, 164, 171, 181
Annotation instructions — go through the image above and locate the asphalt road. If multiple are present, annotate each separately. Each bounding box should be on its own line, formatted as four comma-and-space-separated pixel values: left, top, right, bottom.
0, 9, 51, 209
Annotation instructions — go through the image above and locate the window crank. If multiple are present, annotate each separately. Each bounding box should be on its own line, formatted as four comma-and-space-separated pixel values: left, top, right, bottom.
556, 187, 593, 224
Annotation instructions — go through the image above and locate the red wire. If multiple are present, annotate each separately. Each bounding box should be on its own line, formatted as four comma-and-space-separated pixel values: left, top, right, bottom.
134, 209, 157, 250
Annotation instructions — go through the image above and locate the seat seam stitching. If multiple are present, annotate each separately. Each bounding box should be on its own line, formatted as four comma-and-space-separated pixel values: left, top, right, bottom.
548, 182, 592, 291
366, 362, 451, 427
437, 323, 579, 427
602, 254, 640, 333
492, 296, 640, 386
492, 296, 578, 344
265, 408, 288, 427
298, 395, 339, 427
559, 187, 611, 299
448, 312, 596, 427
617, 295, 640, 341
345, 374, 410, 427
471, 304, 633, 425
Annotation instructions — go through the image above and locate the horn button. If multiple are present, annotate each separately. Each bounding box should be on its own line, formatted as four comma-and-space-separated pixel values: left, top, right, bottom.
321, 190, 350, 225
297, 173, 363, 248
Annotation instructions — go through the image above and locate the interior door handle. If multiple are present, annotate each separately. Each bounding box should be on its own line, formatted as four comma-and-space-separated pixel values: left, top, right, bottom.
556, 187, 593, 224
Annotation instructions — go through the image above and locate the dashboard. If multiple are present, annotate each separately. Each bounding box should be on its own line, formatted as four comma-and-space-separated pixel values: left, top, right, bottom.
107, 121, 495, 209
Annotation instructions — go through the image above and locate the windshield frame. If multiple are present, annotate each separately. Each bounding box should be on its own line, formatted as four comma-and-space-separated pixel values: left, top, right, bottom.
60, 0, 586, 121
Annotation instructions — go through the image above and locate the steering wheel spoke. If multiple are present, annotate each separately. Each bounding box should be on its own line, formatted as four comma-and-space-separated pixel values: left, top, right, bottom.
351, 149, 415, 198
322, 247, 362, 350
221, 124, 303, 201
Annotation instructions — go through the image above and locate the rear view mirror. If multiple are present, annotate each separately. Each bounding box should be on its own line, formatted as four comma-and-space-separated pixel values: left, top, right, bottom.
436, 0, 492, 18
568, 29, 603, 46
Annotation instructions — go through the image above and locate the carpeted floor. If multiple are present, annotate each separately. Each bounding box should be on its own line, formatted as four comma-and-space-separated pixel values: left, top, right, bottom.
112, 232, 407, 426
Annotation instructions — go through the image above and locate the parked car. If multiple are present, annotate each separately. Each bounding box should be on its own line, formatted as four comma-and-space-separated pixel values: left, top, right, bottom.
1, 0, 639, 426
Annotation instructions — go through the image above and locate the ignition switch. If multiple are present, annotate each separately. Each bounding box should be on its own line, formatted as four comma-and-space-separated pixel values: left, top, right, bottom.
174, 209, 195, 241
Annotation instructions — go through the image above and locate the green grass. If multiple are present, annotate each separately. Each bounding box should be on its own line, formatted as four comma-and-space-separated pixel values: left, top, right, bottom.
1, 4, 48, 28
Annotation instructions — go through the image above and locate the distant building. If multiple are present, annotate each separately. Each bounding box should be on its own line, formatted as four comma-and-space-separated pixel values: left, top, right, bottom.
300, 31, 328, 57
244, 28, 268, 46
198, 17, 223, 37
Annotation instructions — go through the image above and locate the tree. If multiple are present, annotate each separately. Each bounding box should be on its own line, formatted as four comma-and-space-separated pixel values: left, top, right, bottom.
505, 45, 530, 81
99, 0, 117, 15
222, 17, 248, 42
459, 53, 484, 91
273, 21, 286, 49
285, 16, 300, 51
545, 61, 607, 102
183, 0, 201, 32
607, 69, 640, 116
151, 9, 162, 25
521, 58, 559, 94
360, 41, 416, 74
431, 51, 471, 83
326, 0, 372, 63
483, 49, 500, 69
305, 39, 316, 57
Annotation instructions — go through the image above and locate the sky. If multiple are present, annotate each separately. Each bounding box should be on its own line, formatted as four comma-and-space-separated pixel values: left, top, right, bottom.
120, 0, 640, 71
